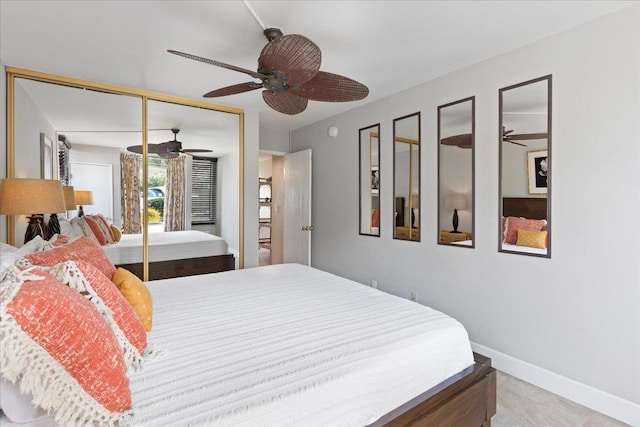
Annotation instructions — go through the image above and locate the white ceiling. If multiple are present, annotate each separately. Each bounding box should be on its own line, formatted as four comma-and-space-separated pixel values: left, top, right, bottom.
1, 1, 636, 136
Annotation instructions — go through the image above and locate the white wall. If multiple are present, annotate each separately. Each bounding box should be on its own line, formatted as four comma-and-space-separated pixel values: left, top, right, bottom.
290, 6, 640, 425
12, 82, 57, 246
259, 125, 289, 154
68, 143, 122, 225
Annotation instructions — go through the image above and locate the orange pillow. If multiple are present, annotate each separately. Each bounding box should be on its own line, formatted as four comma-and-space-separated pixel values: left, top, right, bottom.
516, 229, 548, 249
19, 236, 116, 279
110, 224, 122, 242
112, 268, 153, 331
49, 260, 147, 358
83, 215, 107, 245
503, 217, 545, 244
1, 266, 131, 424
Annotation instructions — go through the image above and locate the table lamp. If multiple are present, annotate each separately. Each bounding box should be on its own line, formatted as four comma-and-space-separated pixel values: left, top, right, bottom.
445, 194, 467, 233
0, 178, 66, 243
74, 190, 94, 217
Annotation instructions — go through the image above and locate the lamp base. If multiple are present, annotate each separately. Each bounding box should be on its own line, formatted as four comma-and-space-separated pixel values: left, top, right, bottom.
24, 215, 45, 243
48, 213, 61, 238
78, 205, 84, 217
451, 208, 460, 233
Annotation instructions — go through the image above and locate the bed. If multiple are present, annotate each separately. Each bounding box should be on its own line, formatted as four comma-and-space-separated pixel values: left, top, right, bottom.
103, 230, 235, 280
501, 197, 548, 255
0, 262, 496, 426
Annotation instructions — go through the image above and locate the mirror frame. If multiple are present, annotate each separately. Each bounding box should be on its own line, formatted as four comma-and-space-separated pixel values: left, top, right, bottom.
498, 74, 552, 258
5, 66, 246, 275
437, 96, 475, 249
393, 112, 421, 242
359, 123, 381, 237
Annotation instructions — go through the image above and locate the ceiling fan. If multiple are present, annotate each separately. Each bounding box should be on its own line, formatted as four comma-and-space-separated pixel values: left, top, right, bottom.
127, 129, 212, 159
167, 27, 369, 115
501, 126, 547, 147
440, 127, 548, 149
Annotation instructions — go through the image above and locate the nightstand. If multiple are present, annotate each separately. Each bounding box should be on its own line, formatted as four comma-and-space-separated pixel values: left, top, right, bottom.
396, 226, 419, 240
440, 230, 472, 244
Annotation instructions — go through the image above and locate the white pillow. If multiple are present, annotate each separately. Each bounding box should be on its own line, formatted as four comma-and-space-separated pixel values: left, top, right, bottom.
19, 235, 46, 253
59, 218, 74, 237
1, 242, 18, 254
69, 217, 85, 238
0, 378, 48, 423
1, 237, 47, 274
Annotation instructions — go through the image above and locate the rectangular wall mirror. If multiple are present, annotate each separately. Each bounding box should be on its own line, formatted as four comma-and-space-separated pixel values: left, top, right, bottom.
359, 123, 380, 236
393, 112, 420, 241
499, 75, 552, 258
438, 97, 475, 248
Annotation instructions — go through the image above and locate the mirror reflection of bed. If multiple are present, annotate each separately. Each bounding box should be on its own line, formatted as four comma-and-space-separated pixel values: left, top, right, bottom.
501, 197, 548, 255
11, 75, 240, 279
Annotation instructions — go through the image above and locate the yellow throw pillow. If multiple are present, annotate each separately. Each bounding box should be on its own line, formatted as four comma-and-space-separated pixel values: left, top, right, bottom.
516, 229, 547, 249
112, 268, 152, 331
110, 225, 122, 242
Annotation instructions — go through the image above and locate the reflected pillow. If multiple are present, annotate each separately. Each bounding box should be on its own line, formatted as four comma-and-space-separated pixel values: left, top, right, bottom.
516, 229, 548, 249
83, 215, 108, 245
503, 217, 545, 244
110, 225, 122, 242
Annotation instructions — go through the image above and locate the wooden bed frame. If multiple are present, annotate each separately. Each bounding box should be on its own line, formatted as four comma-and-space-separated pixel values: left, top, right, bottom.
371, 352, 496, 427
117, 253, 235, 281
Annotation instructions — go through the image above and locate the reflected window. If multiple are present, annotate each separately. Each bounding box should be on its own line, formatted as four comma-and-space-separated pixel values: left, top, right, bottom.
191, 157, 217, 225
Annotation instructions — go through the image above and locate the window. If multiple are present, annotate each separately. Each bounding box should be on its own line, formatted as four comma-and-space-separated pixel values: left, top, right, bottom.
191, 157, 217, 224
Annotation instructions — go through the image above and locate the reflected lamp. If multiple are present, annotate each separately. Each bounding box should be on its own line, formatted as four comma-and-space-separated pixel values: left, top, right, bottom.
74, 190, 94, 217
445, 194, 467, 233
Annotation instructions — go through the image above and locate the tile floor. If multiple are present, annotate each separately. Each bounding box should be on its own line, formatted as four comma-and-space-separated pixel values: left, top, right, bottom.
494, 371, 631, 427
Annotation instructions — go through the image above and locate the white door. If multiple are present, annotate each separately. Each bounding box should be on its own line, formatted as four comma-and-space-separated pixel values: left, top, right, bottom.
70, 162, 113, 219
283, 149, 312, 265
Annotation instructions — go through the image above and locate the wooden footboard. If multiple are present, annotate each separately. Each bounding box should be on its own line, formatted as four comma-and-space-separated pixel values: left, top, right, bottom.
117, 254, 235, 281
370, 352, 497, 427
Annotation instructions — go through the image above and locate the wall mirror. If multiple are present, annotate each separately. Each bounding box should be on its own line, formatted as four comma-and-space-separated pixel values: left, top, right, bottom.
6, 67, 245, 277
438, 97, 475, 248
393, 112, 420, 241
499, 75, 552, 258
359, 123, 380, 236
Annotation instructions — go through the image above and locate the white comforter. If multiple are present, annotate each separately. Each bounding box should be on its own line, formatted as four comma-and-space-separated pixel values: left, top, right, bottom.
101, 230, 229, 264
127, 264, 474, 426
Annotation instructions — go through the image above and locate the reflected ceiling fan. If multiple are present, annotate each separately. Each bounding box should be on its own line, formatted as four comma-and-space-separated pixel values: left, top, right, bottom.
502, 126, 547, 147
440, 127, 548, 149
127, 129, 212, 159
167, 27, 369, 115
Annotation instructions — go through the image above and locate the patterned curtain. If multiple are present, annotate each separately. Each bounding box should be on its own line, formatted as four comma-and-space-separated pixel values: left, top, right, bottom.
164, 155, 186, 232
120, 152, 141, 234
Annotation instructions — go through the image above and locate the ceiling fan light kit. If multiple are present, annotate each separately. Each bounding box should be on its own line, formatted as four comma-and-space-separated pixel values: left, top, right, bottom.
168, 27, 369, 115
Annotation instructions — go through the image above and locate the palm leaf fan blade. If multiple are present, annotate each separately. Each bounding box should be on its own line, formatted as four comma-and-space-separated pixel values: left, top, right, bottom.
290, 71, 369, 102
259, 34, 321, 86
262, 91, 308, 115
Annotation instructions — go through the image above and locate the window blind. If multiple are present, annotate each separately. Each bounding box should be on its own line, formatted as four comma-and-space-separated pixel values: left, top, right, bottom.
191, 157, 217, 224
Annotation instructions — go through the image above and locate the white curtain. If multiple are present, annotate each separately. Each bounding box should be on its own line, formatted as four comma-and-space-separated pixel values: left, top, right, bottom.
120, 152, 141, 234
164, 155, 186, 231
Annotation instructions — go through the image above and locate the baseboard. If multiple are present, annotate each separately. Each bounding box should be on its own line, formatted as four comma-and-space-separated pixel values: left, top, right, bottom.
471, 342, 640, 427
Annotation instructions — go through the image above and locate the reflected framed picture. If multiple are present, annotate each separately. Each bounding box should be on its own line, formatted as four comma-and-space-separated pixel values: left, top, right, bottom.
371, 166, 379, 191
40, 133, 54, 179
527, 150, 548, 194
